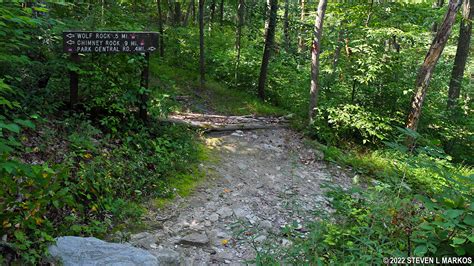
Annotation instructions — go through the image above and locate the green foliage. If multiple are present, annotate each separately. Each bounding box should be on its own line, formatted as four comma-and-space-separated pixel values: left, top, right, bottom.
255, 175, 473, 264
0, 2, 203, 264
0, 0, 472, 264
160, 0, 473, 163
413, 176, 474, 257
1, 115, 201, 263
256, 131, 473, 264
150, 62, 286, 116
312, 104, 393, 145
0, 115, 73, 263
258, 178, 474, 265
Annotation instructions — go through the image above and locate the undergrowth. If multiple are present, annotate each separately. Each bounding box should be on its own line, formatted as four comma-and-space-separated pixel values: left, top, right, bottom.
0, 114, 202, 263
150, 60, 287, 117
254, 129, 474, 264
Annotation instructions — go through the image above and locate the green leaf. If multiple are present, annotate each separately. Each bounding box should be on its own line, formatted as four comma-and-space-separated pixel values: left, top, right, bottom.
14, 230, 26, 241
13, 119, 35, 129
0, 142, 13, 153
452, 237, 466, 245
33, 7, 49, 13
419, 224, 434, 231
0, 122, 20, 133
463, 215, 474, 226
71, 224, 82, 233
1, 161, 17, 174
445, 209, 463, 219
455, 247, 466, 256
413, 245, 428, 256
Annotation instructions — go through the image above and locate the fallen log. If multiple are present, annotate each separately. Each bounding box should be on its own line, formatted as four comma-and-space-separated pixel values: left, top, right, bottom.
162, 117, 288, 132
170, 112, 289, 123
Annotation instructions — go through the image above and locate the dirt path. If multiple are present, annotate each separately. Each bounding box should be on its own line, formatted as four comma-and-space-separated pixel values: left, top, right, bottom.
129, 115, 352, 265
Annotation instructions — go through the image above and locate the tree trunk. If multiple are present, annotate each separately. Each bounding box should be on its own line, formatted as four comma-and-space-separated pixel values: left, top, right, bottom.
219, 0, 224, 24
406, 0, 461, 136
257, 0, 278, 100
391, 35, 401, 52
166, 0, 173, 24
447, 0, 472, 109
235, 0, 245, 81
297, 0, 306, 53
308, 0, 328, 123
210, 0, 216, 22
283, 0, 290, 51
174, 2, 181, 25
332, 25, 344, 75
157, 0, 165, 57
199, 0, 206, 89
192, 0, 196, 23
264, 1, 269, 38
183, 0, 193, 25
365, 0, 374, 27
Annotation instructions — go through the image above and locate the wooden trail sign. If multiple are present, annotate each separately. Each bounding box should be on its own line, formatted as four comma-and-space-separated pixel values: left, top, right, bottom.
63, 31, 158, 53
64, 31, 159, 121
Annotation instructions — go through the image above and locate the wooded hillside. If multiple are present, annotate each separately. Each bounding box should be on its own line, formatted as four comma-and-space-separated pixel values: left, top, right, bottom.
0, 0, 472, 264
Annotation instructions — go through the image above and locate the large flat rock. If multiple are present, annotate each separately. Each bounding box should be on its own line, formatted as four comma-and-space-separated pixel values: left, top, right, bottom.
48, 236, 178, 266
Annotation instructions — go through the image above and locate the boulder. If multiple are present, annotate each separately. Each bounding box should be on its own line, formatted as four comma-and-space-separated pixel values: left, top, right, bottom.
48, 236, 178, 266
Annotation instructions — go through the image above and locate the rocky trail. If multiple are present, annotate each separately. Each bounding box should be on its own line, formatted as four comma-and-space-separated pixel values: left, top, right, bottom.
125, 112, 352, 265
48, 111, 352, 265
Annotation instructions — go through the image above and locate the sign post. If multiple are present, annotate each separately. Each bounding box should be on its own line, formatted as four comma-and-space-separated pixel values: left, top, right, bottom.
69, 53, 79, 109
63, 31, 158, 121
139, 52, 150, 121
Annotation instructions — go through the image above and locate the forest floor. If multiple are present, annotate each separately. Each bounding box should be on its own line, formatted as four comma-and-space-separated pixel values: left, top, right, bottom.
126, 79, 354, 264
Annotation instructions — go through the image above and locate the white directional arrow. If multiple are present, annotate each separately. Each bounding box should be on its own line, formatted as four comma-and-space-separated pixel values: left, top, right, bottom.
147, 47, 156, 52
66, 33, 74, 38
66, 40, 75, 45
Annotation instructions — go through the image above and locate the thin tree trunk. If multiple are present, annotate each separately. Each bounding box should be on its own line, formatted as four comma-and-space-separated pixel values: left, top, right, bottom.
309, 0, 328, 122
219, 0, 224, 24
283, 0, 290, 51
174, 1, 181, 25
332, 25, 344, 74
192, 0, 196, 23
365, 0, 374, 27
297, 0, 306, 53
199, 0, 206, 89
157, 0, 165, 57
235, 0, 245, 81
391, 35, 401, 52
264, 0, 269, 38
167, 0, 175, 24
210, 0, 216, 22
351, 79, 357, 103
183, 0, 193, 25
257, 0, 278, 100
406, 0, 461, 139
447, 0, 472, 109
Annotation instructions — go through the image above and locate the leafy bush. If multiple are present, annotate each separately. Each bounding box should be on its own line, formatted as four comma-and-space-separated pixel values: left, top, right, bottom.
1, 115, 200, 263
0, 4, 202, 262
255, 130, 473, 264
312, 104, 393, 145
0, 114, 75, 263
255, 177, 473, 264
